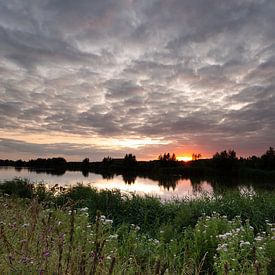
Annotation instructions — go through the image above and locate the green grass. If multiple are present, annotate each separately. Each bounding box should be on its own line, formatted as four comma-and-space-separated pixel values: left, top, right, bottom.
0, 178, 275, 273
0, 197, 274, 274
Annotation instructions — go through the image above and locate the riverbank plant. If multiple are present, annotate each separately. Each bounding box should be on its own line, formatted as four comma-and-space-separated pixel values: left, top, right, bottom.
1, 178, 275, 273
0, 196, 274, 274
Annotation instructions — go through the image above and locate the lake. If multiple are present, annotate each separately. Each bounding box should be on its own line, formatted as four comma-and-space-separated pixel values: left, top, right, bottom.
0, 167, 216, 200
1, 167, 270, 200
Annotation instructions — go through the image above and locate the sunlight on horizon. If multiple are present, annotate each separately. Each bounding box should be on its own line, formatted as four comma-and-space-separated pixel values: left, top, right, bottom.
176, 155, 192, 162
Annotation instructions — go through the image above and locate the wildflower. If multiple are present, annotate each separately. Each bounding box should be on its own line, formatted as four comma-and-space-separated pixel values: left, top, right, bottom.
43, 250, 51, 258
131, 224, 140, 230
154, 239, 160, 244
254, 236, 263, 242
80, 207, 89, 212
217, 243, 228, 252
109, 234, 118, 239
218, 234, 227, 240
103, 219, 113, 225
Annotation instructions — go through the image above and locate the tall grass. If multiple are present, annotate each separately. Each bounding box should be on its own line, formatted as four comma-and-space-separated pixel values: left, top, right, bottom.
1, 178, 275, 235
0, 196, 274, 274
0, 178, 275, 273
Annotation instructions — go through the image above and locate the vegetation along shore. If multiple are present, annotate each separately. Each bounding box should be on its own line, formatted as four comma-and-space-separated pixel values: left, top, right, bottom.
0, 179, 274, 274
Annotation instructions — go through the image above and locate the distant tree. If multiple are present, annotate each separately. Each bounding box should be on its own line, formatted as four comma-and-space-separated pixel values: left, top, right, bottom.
171, 153, 176, 161
82, 158, 89, 164
245, 155, 261, 169
192, 153, 202, 161
82, 157, 90, 169
212, 149, 238, 174
102, 156, 113, 163
123, 154, 137, 167
158, 152, 177, 167
102, 156, 113, 167
261, 147, 275, 170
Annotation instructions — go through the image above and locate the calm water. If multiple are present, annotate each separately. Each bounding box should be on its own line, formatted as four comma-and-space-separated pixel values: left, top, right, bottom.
0, 167, 213, 200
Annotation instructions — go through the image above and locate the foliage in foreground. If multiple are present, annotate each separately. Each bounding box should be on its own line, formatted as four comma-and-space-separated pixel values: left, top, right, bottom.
1, 178, 275, 273
0, 197, 274, 274
1, 178, 275, 235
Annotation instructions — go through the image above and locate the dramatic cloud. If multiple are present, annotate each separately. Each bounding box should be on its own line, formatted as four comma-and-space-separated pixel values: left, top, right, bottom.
0, 0, 274, 160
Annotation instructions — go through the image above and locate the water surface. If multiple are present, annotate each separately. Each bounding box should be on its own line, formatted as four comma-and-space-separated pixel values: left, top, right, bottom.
0, 167, 213, 200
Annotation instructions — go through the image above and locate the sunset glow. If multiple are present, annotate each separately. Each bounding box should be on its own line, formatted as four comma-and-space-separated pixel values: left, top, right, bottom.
177, 156, 193, 162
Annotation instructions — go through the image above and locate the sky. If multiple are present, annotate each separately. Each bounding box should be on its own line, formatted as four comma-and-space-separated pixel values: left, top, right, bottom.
0, 0, 275, 161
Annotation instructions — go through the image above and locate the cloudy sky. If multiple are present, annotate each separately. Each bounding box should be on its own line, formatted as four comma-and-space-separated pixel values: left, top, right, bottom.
0, 0, 275, 161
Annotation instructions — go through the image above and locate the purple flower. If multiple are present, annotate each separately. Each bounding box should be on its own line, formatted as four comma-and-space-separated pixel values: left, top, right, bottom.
43, 250, 51, 258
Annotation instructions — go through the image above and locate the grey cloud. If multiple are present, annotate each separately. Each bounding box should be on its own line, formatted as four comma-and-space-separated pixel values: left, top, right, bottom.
105, 79, 145, 100
0, 138, 118, 160
0, 0, 274, 159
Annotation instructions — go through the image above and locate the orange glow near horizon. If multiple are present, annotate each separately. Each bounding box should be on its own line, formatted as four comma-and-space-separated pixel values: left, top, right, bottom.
176, 155, 193, 162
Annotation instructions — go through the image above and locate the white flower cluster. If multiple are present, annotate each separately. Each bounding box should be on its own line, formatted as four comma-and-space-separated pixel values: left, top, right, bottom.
217, 243, 228, 252
131, 224, 140, 231
99, 215, 113, 225
240, 240, 250, 248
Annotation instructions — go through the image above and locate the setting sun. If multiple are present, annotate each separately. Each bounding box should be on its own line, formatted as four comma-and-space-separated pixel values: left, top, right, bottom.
176, 156, 192, 162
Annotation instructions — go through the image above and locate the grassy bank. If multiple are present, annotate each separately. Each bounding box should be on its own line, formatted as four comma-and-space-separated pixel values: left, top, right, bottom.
0, 178, 275, 273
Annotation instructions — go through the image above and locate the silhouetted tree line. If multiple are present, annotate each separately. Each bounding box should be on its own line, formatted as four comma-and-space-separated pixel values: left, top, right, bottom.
242, 147, 275, 171
0, 157, 67, 169
158, 153, 179, 167
1, 148, 275, 179
212, 149, 238, 175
